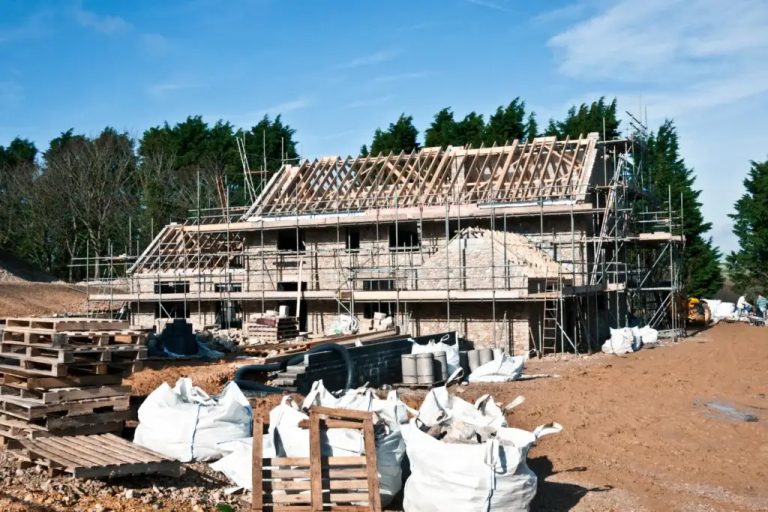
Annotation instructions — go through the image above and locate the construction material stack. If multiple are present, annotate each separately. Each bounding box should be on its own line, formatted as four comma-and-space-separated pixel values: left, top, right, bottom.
0, 317, 146, 446
243, 312, 300, 344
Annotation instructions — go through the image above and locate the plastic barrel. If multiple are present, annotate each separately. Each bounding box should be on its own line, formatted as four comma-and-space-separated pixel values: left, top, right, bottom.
478, 348, 493, 366
416, 353, 435, 384
401, 354, 417, 385
433, 351, 449, 382
467, 350, 480, 372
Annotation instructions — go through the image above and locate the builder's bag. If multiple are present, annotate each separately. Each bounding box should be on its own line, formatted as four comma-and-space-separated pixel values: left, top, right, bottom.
401, 385, 561, 512
134, 378, 252, 462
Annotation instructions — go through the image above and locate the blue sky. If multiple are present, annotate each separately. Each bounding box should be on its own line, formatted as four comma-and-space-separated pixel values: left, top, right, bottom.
2, 0, 767, 253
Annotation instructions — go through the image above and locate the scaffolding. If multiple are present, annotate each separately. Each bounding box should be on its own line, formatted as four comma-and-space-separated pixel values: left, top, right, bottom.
72, 132, 685, 354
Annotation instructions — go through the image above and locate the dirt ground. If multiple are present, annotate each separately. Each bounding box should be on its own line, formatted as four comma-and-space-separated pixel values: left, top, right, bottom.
0, 322, 766, 510
0, 283, 91, 317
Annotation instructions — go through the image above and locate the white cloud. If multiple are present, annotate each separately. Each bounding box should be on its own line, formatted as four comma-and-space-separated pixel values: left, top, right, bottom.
345, 95, 395, 109
336, 50, 398, 69
74, 4, 131, 34
373, 72, 431, 83
222, 96, 312, 127
549, 0, 768, 83
147, 82, 198, 97
465, 0, 513, 13
139, 33, 169, 57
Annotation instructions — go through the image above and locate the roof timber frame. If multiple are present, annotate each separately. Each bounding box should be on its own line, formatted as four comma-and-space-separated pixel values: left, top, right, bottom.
244, 134, 599, 219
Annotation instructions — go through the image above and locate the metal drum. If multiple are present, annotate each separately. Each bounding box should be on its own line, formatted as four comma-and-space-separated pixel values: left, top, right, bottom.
478, 348, 493, 366
433, 350, 449, 382
415, 353, 435, 384
467, 350, 480, 372
401, 354, 417, 385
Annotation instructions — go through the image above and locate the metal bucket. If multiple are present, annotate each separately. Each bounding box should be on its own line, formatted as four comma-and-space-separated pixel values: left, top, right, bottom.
478, 348, 493, 366
416, 353, 435, 384
433, 351, 449, 382
401, 354, 417, 385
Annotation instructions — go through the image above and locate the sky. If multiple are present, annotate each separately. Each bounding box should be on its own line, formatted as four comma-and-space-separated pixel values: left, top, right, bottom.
1, 0, 767, 253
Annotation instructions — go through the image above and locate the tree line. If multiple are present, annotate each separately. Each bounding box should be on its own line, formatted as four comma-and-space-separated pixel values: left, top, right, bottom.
1, 96, 757, 300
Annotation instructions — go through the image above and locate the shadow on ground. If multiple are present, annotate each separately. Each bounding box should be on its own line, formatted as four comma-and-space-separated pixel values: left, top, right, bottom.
530, 456, 612, 511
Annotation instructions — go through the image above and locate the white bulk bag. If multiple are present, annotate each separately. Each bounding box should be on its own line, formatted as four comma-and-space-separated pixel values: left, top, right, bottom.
468, 354, 525, 383
602, 327, 636, 354
638, 325, 659, 344
411, 334, 461, 374
210, 436, 276, 490
134, 378, 251, 462
401, 387, 561, 512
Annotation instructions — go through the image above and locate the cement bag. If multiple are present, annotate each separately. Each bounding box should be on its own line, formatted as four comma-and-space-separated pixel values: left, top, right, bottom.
468, 354, 525, 383
638, 325, 659, 344
602, 327, 636, 354
411, 333, 460, 374
134, 378, 251, 462
715, 301, 736, 319
401, 418, 561, 512
269, 382, 407, 507
210, 435, 276, 490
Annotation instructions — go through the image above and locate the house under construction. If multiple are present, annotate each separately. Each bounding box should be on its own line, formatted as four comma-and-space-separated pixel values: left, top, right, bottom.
87, 132, 686, 355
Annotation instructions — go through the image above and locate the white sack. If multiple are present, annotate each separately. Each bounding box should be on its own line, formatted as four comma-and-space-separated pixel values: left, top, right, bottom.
468, 354, 525, 383
638, 325, 659, 344
411, 334, 460, 374
134, 378, 251, 462
210, 436, 276, 490
402, 387, 561, 512
602, 327, 637, 354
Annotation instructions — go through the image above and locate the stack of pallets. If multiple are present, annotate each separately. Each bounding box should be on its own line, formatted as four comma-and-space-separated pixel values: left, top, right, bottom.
0, 317, 146, 446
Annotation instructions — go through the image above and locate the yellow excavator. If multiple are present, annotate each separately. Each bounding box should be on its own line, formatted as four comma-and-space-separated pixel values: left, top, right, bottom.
688, 297, 711, 325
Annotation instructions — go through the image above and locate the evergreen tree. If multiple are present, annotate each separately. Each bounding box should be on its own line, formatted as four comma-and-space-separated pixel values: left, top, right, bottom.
369, 114, 419, 155
424, 108, 458, 148
455, 112, 485, 147
484, 98, 527, 145
727, 159, 768, 294
524, 113, 538, 141
547, 97, 620, 139
360, 144, 369, 157
646, 120, 723, 296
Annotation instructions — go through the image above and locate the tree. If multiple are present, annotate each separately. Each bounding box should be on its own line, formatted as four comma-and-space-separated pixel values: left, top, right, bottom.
547, 97, 620, 139
424, 108, 458, 148
0, 138, 38, 249
369, 114, 419, 155
646, 120, 723, 296
727, 159, 768, 294
484, 98, 527, 145
455, 112, 485, 147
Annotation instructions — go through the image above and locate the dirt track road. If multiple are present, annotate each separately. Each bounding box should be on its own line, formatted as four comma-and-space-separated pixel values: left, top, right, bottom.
402, 322, 768, 511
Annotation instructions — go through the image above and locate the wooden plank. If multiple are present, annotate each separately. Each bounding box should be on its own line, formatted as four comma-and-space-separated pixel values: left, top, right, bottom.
362, 417, 381, 512
309, 409, 323, 512
252, 418, 263, 512
0, 370, 123, 390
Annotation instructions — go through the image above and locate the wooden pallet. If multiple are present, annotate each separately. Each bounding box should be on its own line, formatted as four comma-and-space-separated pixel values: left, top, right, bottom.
16, 433, 182, 478
0, 384, 130, 404
0, 370, 124, 390
252, 406, 382, 512
0, 341, 146, 363
0, 414, 125, 444
4, 317, 129, 332
0, 394, 130, 421
1, 328, 146, 347
0, 359, 142, 378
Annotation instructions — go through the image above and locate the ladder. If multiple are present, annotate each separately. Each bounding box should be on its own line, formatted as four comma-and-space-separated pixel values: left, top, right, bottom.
541, 277, 560, 354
